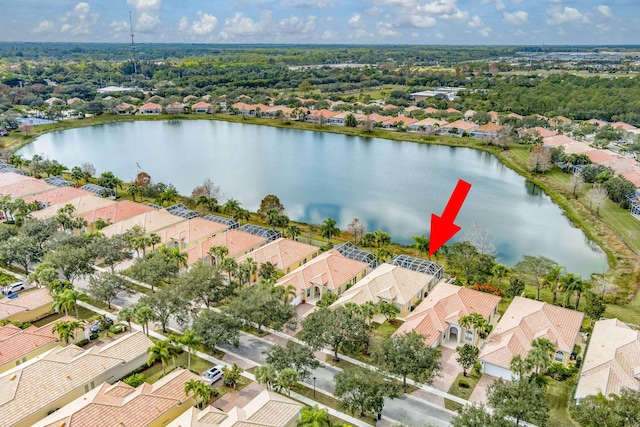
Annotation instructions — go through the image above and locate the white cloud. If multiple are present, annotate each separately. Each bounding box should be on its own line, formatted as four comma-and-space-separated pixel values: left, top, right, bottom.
109, 20, 130, 33
376, 21, 398, 36
405, 15, 437, 28
59, 2, 99, 36
321, 29, 337, 39
594, 5, 612, 19
478, 27, 492, 37
178, 17, 189, 31
546, 6, 589, 25
481, 0, 505, 11
219, 12, 268, 39
33, 20, 55, 34
277, 15, 316, 35
513, 29, 526, 36
283, 0, 334, 9
435, 32, 444, 39
349, 13, 363, 28
468, 15, 483, 28
126, 0, 162, 11
136, 12, 161, 32
190, 11, 218, 35
503, 10, 528, 25
364, 6, 383, 15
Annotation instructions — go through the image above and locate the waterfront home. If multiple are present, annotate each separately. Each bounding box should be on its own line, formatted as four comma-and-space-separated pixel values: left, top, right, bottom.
0, 331, 153, 427
470, 122, 503, 140
0, 315, 85, 374
479, 296, 584, 380
99, 209, 185, 238
168, 387, 303, 427
276, 249, 368, 305
154, 217, 230, 249
192, 101, 212, 114
408, 117, 447, 134
30, 195, 117, 221
32, 368, 202, 427
574, 318, 640, 401
438, 120, 479, 136
0, 179, 55, 199
236, 237, 320, 282
165, 102, 185, 115
304, 109, 340, 124
79, 200, 157, 232
114, 102, 137, 115
185, 229, 268, 265
380, 116, 418, 130
23, 186, 92, 209
139, 102, 162, 115
394, 282, 500, 348
333, 263, 443, 320
0, 172, 33, 187
0, 288, 54, 323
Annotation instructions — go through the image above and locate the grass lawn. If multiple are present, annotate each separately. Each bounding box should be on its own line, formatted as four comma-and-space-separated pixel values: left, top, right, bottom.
30, 305, 100, 326
445, 372, 482, 411
0, 271, 18, 287
137, 351, 214, 384
547, 378, 578, 427
294, 384, 377, 426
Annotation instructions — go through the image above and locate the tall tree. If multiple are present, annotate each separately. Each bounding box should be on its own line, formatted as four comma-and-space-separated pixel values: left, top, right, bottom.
255, 364, 278, 390
225, 283, 296, 333
456, 343, 480, 377
320, 217, 340, 243
487, 378, 550, 427
412, 234, 430, 258
334, 367, 401, 418
561, 273, 584, 308
172, 329, 201, 370
88, 271, 131, 309
373, 331, 442, 387
266, 342, 321, 381
147, 339, 171, 376
258, 194, 285, 216
571, 389, 640, 427
184, 379, 212, 409
192, 309, 241, 349
515, 255, 557, 301
298, 405, 333, 427
544, 264, 566, 305
277, 367, 300, 397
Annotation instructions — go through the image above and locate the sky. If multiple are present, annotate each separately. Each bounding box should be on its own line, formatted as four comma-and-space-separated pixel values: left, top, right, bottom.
0, 0, 638, 45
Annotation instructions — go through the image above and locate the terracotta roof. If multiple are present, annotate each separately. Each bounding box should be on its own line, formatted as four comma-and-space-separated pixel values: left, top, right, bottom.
307, 109, 340, 118
30, 195, 117, 220
542, 134, 579, 147
79, 200, 157, 225
236, 238, 318, 271
507, 113, 523, 119
0, 179, 55, 198
99, 209, 185, 238
423, 107, 439, 114
587, 119, 607, 127
441, 120, 479, 131
479, 296, 584, 369
475, 123, 503, 132
409, 118, 447, 128
0, 172, 33, 187
185, 229, 268, 265
334, 263, 438, 308
276, 249, 368, 296
382, 116, 418, 126
167, 387, 302, 427
154, 217, 229, 247
611, 122, 637, 131
575, 318, 640, 400
0, 320, 59, 368
586, 150, 617, 165
140, 102, 162, 110
394, 282, 501, 347
23, 186, 92, 208
0, 288, 53, 321
67, 97, 84, 105
623, 171, 640, 188
0, 331, 153, 427
446, 108, 461, 113
562, 141, 595, 155
192, 101, 212, 109
365, 113, 388, 123
33, 368, 202, 427
524, 126, 557, 138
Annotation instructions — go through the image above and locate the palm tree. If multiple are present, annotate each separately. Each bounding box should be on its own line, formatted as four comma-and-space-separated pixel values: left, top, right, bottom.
208, 245, 229, 266
491, 264, 510, 290
222, 198, 241, 215
459, 312, 487, 346
134, 304, 157, 335
127, 184, 139, 202
545, 265, 566, 305
412, 234, 430, 258
195, 195, 218, 213
53, 289, 76, 317
255, 364, 278, 390
52, 320, 82, 345
160, 246, 188, 269
63, 288, 83, 319
221, 258, 238, 283
175, 329, 201, 370
147, 340, 171, 376
239, 258, 258, 286
561, 273, 583, 308
378, 301, 400, 322
320, 217, 340, 243
373, 230, 391, 248
509, 354, 527, 379
233, 208, 250, 224
160, 187, 179, 206
360, 301, 378, 325
279, 284, 297, 304
525, 338, 555, 375
298, 405, 332, 427
117, 306, 135, 333
70, 166, 83, 184
285, 225, 301, 240
184, 379, 213, 409
149, 233, 161, 250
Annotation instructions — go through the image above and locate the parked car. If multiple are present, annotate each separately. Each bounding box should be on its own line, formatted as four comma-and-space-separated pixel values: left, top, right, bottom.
89, 317, 114, 333
202, 365, 224, 383
2, 282, 25, 295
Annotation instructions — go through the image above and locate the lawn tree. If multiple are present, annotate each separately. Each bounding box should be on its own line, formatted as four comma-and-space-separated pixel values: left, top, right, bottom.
266, 342, 320, 380
277, 368, 300, 397
139, 287, 187, 333
378, 301, 400, 322
585, 184, 608, 216
515, 255, 557, 301
117, 306, 135, 333
375, 247, 394, 263
55, 288, 84, 319
298, 406, 333, 427
373, 230, 391, 248
347, 218, 366, 244
603, 175, 636, 205
584, 292, 606, 326
359, 301, 379, 325
544, 264, 566, 305
412, 233, 430, 258
225, 283, 296, 333
184, 379, 212, 409
561, 273, 584, 308
316, 291, 338, 307
491, 264, 510, 290
91, 235, 133, 273
147, 339, 171, 376
462, 223, 497, 256
87, 271, 131, 309
28, 262, 58, 288
133, 303, 157, 335
334, 367, 401, 418
504, 277, 525, 299
567, 173, 585, 198
373, 331, 442, 387
528, 144, 552, 173
222, 363, 243, 389
174, 261, 230, 309
300, 306, 369, 362
285, 225, 301, 240
487, 378, 550, 427
570, 389, 640, 427
452, 404, 511, 427
258, 194, 285, 216
258, 261, 278, 282
128, 252, 175, 290
52, 320, 83, 345
320, 217, 340, 243
171, 329, 201, 370
254, 364, 278, 390
524, 337, 554, 376
0, 236, 43, 275
44, 243, 96, 284
456, 343, 480, 377
192, 309, 241, 349
447, 241, 496, 284
207, 245, 228, 266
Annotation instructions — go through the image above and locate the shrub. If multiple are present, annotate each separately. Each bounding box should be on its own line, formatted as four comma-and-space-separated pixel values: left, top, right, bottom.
458, 379, 470, 388
109, 324, 127, 334
546, 363, 576, 381
123, 373, 146, 387
89, 332, 99, 340
472, 283, 504, 297
473, 361, 482, 376
75, 339, 89, 347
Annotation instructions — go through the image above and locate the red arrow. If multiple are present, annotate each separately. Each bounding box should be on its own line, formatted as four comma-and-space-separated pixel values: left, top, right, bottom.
428, 179, 472, 257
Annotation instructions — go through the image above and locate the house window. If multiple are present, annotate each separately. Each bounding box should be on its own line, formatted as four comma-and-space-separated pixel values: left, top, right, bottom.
465, 330, 473, 341
338, 288, 342, 296
306, 288, 311, 297
555, 351, 564, 363
287, 268, 290, 274
303, 258, 307, 264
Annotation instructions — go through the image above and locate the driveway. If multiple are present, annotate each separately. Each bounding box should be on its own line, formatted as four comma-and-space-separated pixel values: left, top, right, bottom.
432, 346, 463, 393
468, 373, 496, 405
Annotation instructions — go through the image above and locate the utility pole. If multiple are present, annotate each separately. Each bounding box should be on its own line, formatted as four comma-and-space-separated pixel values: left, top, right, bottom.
129, 11, 138, 75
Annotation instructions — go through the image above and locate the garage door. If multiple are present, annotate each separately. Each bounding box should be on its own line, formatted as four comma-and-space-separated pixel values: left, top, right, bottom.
483, 362, 512, 380
291, 295, 302, 306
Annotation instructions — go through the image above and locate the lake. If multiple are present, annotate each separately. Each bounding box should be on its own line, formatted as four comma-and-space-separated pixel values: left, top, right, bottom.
18, 119, 607, 277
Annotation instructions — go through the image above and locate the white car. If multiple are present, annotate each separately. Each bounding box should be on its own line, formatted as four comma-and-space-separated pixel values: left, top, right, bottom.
202, 365, 224, 383
2, 282, 25, 295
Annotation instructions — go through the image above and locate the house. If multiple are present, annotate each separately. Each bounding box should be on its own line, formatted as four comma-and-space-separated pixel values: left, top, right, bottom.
333, 263, 443, 320
445, 108, 461, 114
23, 186, 92, 209
555, 115, 573, 124
235, 237, 320, 281
99, 209, 185, 238
183, 94, 198, 103
32, 368, 202, 427
542, 134, 580, 148
394, 282, 500, 348
470, 122, 503, 140
154, 217, 230, 249
524, 126, 557, 138
0, 179, 55, 199
261, 105, 294, 119
507, 113, 523, 120
408, 117, 447, 134
304, 109, 340, 124
0, 315, 85, 374
79, 200, 157, 232
185, 229, 268, 265
587, 119, 607, 127
114, 102, 137, 115
276, 249, 369, 305
0, 288, 54, 323
487, 111, 499, 122
574, 318, 640, 401
438, 120, 479, 136
139, 102, 162, 115
0, 331, 153, 427
231, 102, 257, 116
464, 110, 476, 120
0, 172, 37, 187
380, 116, 418, 130
67, 97, 84, 106
423, 107, 439, 115
166, 102, 185, 115
30, 195, 117, 221
479, 296, 584, 380
44, 97, 62, 106
167, 386, 303, 427
192, 101, 212, 114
